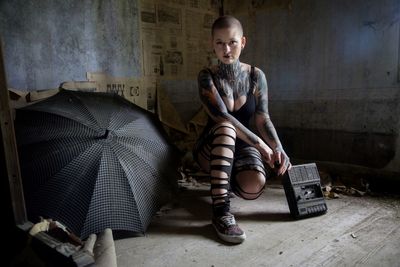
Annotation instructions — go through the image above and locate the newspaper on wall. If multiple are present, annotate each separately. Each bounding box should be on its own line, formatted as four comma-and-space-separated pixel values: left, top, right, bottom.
142, 77, 157, 113
138, 0, 219, 132
139, 0, 218, 80
86, 72, 147, 110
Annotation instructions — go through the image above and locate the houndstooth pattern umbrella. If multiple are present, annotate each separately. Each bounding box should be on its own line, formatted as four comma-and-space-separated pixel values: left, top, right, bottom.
15, 90, 179, 239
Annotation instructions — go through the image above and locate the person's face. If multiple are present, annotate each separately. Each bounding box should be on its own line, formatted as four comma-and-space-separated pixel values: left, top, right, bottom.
212, 26, 246, 64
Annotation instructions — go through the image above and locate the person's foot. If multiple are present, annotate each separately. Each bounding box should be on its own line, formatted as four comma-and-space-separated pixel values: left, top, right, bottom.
212, 212, 246, 243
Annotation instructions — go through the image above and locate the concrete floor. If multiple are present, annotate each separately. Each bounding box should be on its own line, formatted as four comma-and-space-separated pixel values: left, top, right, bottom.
115, 181, 400, 267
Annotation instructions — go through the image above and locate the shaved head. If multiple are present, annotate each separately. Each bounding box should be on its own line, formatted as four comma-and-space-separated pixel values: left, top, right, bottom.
211, 15, 243, 37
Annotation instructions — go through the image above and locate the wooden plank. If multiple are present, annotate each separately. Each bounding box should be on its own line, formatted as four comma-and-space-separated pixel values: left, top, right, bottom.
0, 38, 27, 225
60, 81, 97, 91
28, 89, 59, 102
115, 188, 400, 267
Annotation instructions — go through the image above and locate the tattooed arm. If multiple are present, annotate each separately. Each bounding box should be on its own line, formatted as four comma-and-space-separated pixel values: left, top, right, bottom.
198, 68, 274, 167
253, 68, 291, 175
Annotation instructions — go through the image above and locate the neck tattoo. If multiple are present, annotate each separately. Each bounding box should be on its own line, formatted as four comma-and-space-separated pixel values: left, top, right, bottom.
215, 60, 248, 99
218, 60, 241, 82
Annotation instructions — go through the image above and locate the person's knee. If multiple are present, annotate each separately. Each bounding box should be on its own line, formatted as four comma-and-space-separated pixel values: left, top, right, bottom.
216, 121, 235, 128
211, 122, 237, 148
234, 171, 266, 200
242, 172, 265, 195
213, 122, 236, 137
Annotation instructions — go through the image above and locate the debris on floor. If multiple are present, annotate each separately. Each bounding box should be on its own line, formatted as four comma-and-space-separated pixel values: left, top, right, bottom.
178, 161, 210, 191
322, 175, 371, 198
14, 219, 119, 267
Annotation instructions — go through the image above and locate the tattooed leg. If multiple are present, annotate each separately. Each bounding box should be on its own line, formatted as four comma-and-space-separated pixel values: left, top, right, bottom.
207, 122, 237, 216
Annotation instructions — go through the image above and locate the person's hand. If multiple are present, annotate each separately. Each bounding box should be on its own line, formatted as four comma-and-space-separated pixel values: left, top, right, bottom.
273, 147, 292, 176
257, 142, 275, 168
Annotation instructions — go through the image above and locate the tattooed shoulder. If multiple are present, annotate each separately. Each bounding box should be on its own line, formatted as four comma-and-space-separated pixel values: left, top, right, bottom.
254, 67, 270, 114
198, 68, 214, 89
253, 68, 268, 93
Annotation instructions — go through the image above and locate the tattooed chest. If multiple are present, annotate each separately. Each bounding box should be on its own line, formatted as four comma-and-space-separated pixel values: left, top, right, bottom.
215, 76, 250, 99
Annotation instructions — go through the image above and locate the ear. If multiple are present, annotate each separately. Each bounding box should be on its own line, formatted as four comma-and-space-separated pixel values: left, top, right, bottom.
241, 36, 246, 49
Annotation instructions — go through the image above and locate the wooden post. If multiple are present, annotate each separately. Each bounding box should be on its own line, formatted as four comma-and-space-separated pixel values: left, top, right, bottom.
0, 37, 27, 225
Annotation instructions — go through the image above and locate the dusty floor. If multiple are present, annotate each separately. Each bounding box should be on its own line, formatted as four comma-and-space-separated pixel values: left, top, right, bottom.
115, 181, 400, 267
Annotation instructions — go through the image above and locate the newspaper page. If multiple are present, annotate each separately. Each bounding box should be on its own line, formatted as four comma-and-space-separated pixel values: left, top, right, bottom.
141, 77, 157, 113
185, 9, 217, 77
188, 0, 220, 11
86, 72, 147, 110
139, 0, 218, 80
164, 31, 184, 77
139, 1, 157, 28
137, 0, 219, 131
141, 28, 164, 77
157, 4, 183, 30
141, 28, 185, 78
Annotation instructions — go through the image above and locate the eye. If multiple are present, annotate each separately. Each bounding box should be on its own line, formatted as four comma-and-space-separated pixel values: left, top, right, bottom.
216, 41, 223, 45
229, 40, 238, 46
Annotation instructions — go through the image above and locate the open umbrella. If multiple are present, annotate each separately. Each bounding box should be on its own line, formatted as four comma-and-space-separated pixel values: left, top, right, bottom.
15, 90, 179, 239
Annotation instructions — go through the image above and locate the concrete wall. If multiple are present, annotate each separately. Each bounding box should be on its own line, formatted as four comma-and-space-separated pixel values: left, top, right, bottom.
229, 0, 400, 174
1, 0, 399, 175
0, 0, 141, 90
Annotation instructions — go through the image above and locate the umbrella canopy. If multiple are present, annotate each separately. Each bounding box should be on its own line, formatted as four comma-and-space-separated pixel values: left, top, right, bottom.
15, 90, 179, 239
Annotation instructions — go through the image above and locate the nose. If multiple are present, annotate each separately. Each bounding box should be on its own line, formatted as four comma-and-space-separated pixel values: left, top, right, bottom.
223, 43, 231, 53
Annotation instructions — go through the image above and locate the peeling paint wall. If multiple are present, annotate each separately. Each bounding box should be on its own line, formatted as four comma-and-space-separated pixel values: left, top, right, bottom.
0, 0, 141, 90
1, 0, 399, 174
227, 0, 400, 173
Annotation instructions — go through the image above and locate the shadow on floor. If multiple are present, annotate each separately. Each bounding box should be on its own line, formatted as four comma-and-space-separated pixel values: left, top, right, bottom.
235, 211, 292, 222
143, 187, 293, 245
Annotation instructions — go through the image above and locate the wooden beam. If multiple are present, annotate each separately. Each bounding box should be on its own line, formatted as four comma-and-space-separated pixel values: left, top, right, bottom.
0, 37, 27, 225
